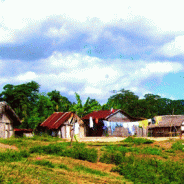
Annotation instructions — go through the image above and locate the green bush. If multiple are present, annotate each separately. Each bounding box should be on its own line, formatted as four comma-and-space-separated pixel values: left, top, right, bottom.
34, 160, 55, 168
0, 150, 30, 162
74, 165, 108, 176
30, 135, 61, 142
123, 137, 154, 145
30, 142, 98, 163
100, 151, 125, 165
142, 147, 162, 155
111, 155, 184, 184
102, 145, 140, 154
58, 164, 70, 170
70, 145, 98, 163
171, 141, 184, 151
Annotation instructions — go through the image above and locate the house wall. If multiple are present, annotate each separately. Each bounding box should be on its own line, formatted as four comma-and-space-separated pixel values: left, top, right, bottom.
0, 113, 14, 138
0, 123, 5, 138
107, 112, 133, 122
23, 133, 33, 137
58, 121, 85, 139
148, 127, 181, 137
107, 126, 148, 137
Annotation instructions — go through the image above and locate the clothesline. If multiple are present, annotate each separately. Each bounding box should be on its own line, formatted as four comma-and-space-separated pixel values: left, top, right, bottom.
103, 119, 150, 135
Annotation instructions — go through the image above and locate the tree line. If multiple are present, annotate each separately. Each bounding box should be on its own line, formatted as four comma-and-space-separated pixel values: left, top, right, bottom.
0, 81, 183, 129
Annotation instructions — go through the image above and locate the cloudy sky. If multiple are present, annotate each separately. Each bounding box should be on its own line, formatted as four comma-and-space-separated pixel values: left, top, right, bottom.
0, 0, 184, 104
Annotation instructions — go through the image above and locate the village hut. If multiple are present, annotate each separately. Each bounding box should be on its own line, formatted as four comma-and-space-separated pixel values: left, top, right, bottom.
0, 102, 21, 138
82, 109, 144, 137
40, 112, 85, 138
148, 115, 184, 137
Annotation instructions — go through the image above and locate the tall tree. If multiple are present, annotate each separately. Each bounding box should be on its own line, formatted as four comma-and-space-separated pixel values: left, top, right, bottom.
105, 89, 139, 117
47, 90, 72, 112
70, 93, 101, 117
0, 81, 40, 121
26, 93, 54, 129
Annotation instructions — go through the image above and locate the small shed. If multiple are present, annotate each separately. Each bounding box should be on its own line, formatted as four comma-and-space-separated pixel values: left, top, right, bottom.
14, 129, 33, 138
0, 102, 21, 138
40, 112, 85, 138
148, 115, 184, 137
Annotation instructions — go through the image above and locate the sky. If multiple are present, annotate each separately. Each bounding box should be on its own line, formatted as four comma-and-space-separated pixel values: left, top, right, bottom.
0, 0, 184, 104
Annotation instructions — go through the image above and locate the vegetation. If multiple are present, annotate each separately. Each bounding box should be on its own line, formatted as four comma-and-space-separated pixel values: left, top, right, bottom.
1, 81, 184, 129
123, 136, 154, 145
30, 142, 98, 163
0, 136, 183, 183
171, 140, 184, 151
112, 156, 184, 184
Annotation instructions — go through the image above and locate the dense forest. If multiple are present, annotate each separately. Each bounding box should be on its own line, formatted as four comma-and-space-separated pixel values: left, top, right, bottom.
0, 81, 184, 129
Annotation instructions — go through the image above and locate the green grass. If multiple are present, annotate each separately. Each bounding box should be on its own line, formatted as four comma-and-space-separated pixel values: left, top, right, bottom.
34, 159, 55, 168
30, 142, 98, 163
0, 136, 184, 183
141, 147, 162, 155
171, 140, 184, 151
112, 155, 184, 184
74, 165, 108, 176
0, 149, 30, 162
123, 137, 154, 145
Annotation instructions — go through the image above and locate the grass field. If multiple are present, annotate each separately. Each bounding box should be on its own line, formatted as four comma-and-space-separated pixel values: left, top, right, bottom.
0, 136, 183, 184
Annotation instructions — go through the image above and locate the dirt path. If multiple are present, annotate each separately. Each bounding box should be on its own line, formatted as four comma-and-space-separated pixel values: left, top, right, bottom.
79, 136, 183, 142
0, 143, 18, 150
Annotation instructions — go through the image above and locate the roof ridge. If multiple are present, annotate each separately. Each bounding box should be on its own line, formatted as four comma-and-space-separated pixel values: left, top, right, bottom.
51, 112, 70, 127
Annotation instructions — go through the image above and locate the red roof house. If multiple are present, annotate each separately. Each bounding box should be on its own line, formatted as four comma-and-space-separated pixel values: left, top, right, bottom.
82, 109, 142, 136
40, 112, 85, 138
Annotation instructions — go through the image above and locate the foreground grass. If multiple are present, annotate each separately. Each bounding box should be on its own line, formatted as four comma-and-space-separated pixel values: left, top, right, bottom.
0, 136, 184, 183
0, 155, 129, 184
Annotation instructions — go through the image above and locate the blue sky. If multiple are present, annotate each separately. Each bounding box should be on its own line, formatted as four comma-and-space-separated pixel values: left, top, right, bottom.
0, 0, 184, 104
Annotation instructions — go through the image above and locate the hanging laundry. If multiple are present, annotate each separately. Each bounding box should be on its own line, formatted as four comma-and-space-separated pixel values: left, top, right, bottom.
89, 117, 93, 128
110, 122, 117, 135
123, 122, 139, 135
138, 119, 149, 128
103, 121, 109, 128
155, 116, 162, 125
74, 122, 79, 134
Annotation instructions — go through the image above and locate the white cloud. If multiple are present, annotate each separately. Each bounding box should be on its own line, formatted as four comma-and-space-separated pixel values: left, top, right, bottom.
16, 71, 37, 81
0, 0, 184, 44
159, 35, 184, 57
140, 62, 182, 75
1, 52, 184, 103
84, 87, 102, 95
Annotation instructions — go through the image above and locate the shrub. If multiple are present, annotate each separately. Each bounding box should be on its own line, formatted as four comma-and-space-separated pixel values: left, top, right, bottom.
111, 155, 184, 184
74, 165, 107, 176
102, 145, 140, 154
58, 164, 70, 170
100, 151, 125, 165
34, 160, 55, 168
0, 150, 30, 162
30, 142, 98, 163
171, 141, 184, 151
142, 147, 162, 155
70, 146, 98, 163
123, 137, 154, 145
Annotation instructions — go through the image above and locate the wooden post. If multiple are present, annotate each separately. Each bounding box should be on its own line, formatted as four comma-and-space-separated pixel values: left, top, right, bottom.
70, 113, 74, 147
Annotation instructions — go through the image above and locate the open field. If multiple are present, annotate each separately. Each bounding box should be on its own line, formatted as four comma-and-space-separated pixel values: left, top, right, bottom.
0, 136, 183, 184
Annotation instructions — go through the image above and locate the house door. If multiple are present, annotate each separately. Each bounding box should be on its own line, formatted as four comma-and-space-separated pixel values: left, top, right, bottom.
5, 123, 10, 138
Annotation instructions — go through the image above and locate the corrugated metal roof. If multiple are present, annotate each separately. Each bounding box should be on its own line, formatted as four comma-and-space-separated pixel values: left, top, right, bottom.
149, 115, 184, 128
14, 128, 33, 132
82, 109, 142, 121
82, 110, 118, 120
40, 112, 72, 129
